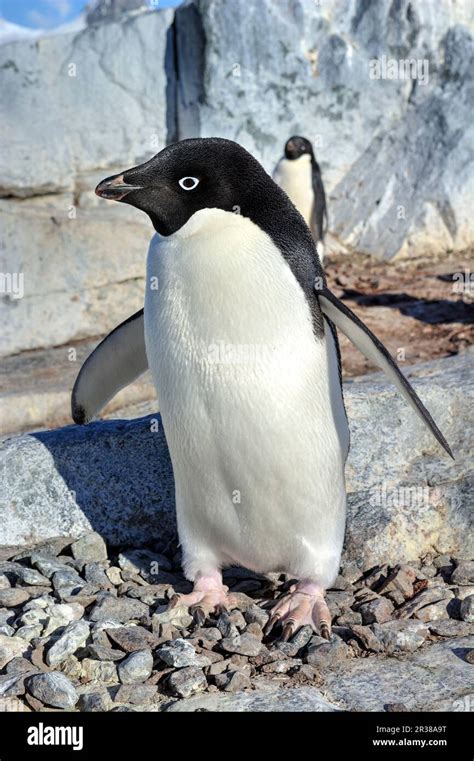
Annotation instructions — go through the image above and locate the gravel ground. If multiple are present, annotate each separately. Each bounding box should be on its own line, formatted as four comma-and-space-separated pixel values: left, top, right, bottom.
0, 532, 472, 712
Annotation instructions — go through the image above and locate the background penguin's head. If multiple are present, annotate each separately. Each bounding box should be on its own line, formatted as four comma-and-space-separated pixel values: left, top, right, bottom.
284, 135, 314, 160
95, 137, 272, 236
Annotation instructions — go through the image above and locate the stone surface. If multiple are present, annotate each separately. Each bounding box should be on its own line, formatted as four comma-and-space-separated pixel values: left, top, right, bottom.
26, 672, 78, 709
117, 650, 153, 684
359, 598, 395, 625
167, 685, 341, 712
2, 354, 471, 569
71, 533, 107, 563
321, 636, 473, 712
0, 589, 30, 608
0, 634, 30, 669
371, 621, 429, 653
89, 594, 149, 624
460, 595, 474, 623
156, 639, 211, 669
0, 418, 175, 547
45, 620, 90, 667
167, 667, 207, 699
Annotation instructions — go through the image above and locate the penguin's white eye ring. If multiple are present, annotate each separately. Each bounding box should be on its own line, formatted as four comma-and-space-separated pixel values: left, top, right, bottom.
179, 176, 200, 191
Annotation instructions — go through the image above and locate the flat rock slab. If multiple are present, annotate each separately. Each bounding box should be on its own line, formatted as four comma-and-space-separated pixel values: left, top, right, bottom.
322, 636, 473, 712
165, 685, 341, 713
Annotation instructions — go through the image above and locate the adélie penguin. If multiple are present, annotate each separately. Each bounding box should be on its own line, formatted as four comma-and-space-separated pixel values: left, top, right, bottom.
72, 137, 452, 639
273, 135, 328, 263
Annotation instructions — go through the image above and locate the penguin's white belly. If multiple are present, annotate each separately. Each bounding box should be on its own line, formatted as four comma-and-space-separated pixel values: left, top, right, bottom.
273, 155, 314, 230
145, 209, 347, 587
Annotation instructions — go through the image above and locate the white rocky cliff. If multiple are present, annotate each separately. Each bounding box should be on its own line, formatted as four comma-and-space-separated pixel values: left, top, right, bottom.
1, 0, 473, 356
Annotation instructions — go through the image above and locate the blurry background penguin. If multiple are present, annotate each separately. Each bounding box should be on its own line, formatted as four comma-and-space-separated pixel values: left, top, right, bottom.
273, 136, 327, 264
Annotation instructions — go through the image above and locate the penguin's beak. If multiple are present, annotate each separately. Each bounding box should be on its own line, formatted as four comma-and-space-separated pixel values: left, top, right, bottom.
95, 173, 143, 201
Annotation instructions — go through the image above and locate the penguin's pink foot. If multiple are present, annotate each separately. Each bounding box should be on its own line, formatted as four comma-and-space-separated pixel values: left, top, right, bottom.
168, 571, 237, 626
263, 581, 332, 641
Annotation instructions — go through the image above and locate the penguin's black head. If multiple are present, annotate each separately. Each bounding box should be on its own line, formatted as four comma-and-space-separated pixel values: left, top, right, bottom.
95, 138, 272, 236
284, 135, 314, 160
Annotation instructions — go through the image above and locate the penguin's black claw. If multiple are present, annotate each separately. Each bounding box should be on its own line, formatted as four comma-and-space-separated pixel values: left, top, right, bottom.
168, 594, 181, 609
281, 621, 295, 642
320, 623, 331, 640
263, 613, 279, 637
191, 605, 206, 627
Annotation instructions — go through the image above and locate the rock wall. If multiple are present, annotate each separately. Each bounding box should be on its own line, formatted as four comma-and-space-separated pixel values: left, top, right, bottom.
1, 0, 473, 356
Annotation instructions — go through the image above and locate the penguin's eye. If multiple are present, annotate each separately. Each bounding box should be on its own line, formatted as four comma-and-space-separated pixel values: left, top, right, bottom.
179, 176, 200, 191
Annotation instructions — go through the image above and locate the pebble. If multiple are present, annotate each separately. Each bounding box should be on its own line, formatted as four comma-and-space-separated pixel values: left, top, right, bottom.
118, 549, 172, 578
30, 554, 69, 579
45, 620, 90, 667
117, 650, 154, 684
26, 672, 78, 709
106, 626, 157, 653
414, 599, 451, 622
58, 655, 83, 681
460, 595, 474, 623
106, 567, 123, 586
71, 532, 108, 563
0, 610, 15, 626
0, 588, 31, 608
80, 658, 118, 684
371, 621, 429, 653
0, 634, 30, 669
168, 667, 207, 698
349, 625, 384, 653
42, 602, 85, 636
395, 586, 452, 619
220, 633, 262, 657
87, 644, 126, 662
89, 593, 149, 624
2, 564, 49, 587
377, 565, 415, 603
6, 657, 38, 676
0, 624, 14, 636
78, 691, 114, 712
245, 622, 263, 640
221, 670, 251, 692
451, 560, 474, 585
84, 563, 112, 589
15, 624, 43, 642
453, 585, 474, 600
428, 620, 471, 637
337, 610, 363, 627
466, 650, 474, 665
151, 605, 194, 629
359, 597, 394, 624
192, 626, 222, 644
157, 639, 211, 668
0, 574, 11, 590
244, 605, 269, 628
305, 638, 349, 667
0, 673, 27, 697
216, 612, 239, 639
114, 683, 158, 705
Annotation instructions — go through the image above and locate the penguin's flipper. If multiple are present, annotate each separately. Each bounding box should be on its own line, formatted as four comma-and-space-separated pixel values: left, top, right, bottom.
311, 162, 328, 242
317, 288, 454, 459
71, 309, 148, 424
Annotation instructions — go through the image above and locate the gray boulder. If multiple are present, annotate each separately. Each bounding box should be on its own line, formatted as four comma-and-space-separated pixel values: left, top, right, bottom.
0, 352, 471, 570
